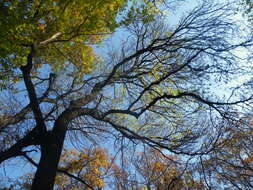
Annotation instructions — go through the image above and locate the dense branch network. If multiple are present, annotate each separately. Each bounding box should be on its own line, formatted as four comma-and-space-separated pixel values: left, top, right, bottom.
0, 1, 252, 189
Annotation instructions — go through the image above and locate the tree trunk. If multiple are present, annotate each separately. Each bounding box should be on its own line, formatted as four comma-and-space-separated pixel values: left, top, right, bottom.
31, 145, 63, 190
31, 114, 68, 190
30, 107, 87, 190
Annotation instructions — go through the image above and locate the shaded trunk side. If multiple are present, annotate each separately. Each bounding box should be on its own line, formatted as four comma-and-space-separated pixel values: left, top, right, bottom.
31, 114, 68, 190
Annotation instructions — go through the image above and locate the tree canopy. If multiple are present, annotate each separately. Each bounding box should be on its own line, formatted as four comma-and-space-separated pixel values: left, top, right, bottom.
0, 0, 253, 189
0, 0, 158, 87
241, 0, 253, 21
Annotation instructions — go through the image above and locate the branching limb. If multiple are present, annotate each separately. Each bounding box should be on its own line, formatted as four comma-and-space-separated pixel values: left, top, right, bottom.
20, 45, 46, 134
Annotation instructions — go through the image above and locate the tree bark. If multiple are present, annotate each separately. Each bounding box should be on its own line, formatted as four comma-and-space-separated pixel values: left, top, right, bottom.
31, 112, 69, 190
30, 136, 65, 190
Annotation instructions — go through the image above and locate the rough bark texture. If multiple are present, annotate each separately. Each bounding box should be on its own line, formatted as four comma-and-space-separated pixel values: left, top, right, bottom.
31, 133, 66, 190
31, 109, 70, 190
31, 109, 75, 190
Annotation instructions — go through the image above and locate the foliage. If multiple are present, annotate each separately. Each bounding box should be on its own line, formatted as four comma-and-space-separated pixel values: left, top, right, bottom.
11, 148, 111, 190
0, 0, 122, 69
57, 148, 110, 190
198, 115, 253, 189
111, 148, 205, 190
241, 0, 253, 21
0, 0, 159, 87
6, 147, 206, 190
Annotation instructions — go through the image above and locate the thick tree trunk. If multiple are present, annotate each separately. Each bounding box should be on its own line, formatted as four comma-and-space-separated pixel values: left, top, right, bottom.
31, 114, 68, 190
31, 145, 63, 190
29, 106, 88, 190
31, 132, 66, 190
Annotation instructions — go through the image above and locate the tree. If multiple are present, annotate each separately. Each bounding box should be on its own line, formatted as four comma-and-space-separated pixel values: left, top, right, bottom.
0, 0, 252, 190
198, 115, 253, 189
0, 0, 158, 189
0, 0, 127, 188
111, 147, 206, 190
